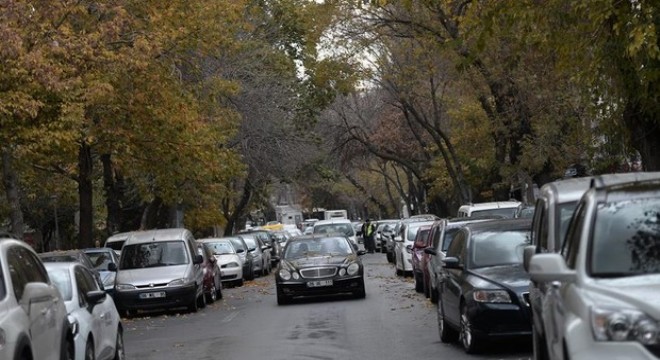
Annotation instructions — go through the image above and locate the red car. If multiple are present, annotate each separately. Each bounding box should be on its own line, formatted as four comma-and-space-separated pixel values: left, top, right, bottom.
197, 242, 223, 303
411, 224, 432, 293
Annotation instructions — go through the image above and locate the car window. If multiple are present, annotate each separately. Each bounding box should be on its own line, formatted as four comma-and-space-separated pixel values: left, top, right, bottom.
48, 268, 73, 301
86, 251, 113, 270
229, 238, 247, 252
120, 241, 189, 269
430, 224, 442, 248
0, 257, 5, 300
530, 198, 545, 248
204, 241, 235, 255
446, 230, 465, 260
441, 228, 461, 252
590, 196, 660, 277
8, 247, 50, 300
557, 201, 579, 249
469, 230, 529, 268
562, 201, 587, 269
75, 267, 93, 306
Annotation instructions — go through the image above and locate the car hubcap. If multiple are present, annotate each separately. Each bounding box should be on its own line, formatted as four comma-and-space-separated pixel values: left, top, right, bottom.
210, 284, 217, 301
460, 311, 472, 349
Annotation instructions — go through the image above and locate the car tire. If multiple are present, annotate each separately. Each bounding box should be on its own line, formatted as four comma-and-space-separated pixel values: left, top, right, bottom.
188, 288, 199, 313
216, 278, 223, 300
460, 304, 483, 354
247, 266, 255, 280
386, 251, 394, 263
85, 339, 95, 360
197, 289, 207, 309
438, 302, 458, 343
414, 273, 424, 293
430, 287, 439, 304
60, 322, 75, 360
113, 327, 125, 360
236, 278, 244, 287
206, 283, 217, 304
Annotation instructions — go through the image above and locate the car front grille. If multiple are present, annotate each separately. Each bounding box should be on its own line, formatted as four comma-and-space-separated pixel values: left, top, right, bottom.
135, 283, 168, 289
300, 267, 337, 279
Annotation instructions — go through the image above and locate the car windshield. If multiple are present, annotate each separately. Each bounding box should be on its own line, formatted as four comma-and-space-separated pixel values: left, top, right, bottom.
313, 224, 354, 237
204, 241, 235, 255
228, 238, 247, 252
40, 254, 79, 263
284, 237, 353, 259
441, 228, 460, 252
85, 251, 113, 271
120, 241, 188, 269
591, 197, 660, 277
470, 230, 530, 268
47, 268, 73, 301
558, 201, 578, 245
242, 236, 257, 250
472, 208, 517, 218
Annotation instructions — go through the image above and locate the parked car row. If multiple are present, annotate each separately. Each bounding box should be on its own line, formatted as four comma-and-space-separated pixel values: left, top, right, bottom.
382, 171, 660, 359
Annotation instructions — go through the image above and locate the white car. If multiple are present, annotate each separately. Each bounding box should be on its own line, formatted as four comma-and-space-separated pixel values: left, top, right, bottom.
312, 219, 359, 247
393, 219, 435, 276
198, 238, 244, 287
0, 238, 73, 360
456, 201, 521, 218
529, 174, 660, 360
45, 262, 124, 360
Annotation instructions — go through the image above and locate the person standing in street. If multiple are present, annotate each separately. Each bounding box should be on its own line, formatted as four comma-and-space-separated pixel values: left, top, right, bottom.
361, 219, 376, 253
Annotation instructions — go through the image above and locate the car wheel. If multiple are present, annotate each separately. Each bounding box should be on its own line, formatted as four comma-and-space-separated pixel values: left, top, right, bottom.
188, 288, 199, 313
460, 304, 483, 353
85, 339, 95, 360
206, 282, 217, 304
414, 273, 424, 293
438, 302, 458, 343
216, 278, 223, 300
236, 278, 244, 287
197, 288, 207, 309
386, 251, 394, 263
60, 323, 75, 360
113, 327, 125, 360
422, 276, 430, 298
430, 287, 439, 304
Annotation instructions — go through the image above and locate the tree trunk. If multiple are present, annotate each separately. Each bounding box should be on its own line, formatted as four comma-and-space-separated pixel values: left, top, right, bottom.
78, 141, 94, 248
101, 154, 122, 235
2, 149, 25, 239
627, 113, 660, 171
224, 178, 254, 236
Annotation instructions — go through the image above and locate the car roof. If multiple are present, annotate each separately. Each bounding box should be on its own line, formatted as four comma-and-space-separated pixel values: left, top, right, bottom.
286, 235, 349, 242
462, 218, 532, 233
539, 172, 660, 204
444, 217, 501, 228
124, 228, 190, 245
313, 219, 351, 225
459, 201, 521, 210
43, 261, 79, 271
197, 238, 232, 243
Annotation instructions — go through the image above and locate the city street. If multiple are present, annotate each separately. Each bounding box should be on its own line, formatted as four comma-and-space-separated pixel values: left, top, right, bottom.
123, 253, 532, 360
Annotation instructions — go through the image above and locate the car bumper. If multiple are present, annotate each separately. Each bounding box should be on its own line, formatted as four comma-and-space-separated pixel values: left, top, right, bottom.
114, 283, 197, 311
220, 267, 242, 282
277, 276, 364, 297
467, 302, 531, 339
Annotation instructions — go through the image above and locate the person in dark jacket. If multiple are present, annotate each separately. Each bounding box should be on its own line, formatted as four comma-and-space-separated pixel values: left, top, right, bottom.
361, 219, 376, 253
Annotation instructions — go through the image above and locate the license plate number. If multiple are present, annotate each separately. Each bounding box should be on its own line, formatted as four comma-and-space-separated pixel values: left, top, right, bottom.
139, 291, 166, 299
307, 280, 333, 288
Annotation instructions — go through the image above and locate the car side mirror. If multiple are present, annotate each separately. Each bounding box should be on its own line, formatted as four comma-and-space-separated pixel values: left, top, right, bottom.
424, 248, 437, 256
442, 257, 461, 269
20, 282, 53, 310
193, 254, 203, 265
107, 263, 118, 272
357, 250, 366, 256
85, 290, 106, 305
528, 253, 577, 283
352, 243, 359, 251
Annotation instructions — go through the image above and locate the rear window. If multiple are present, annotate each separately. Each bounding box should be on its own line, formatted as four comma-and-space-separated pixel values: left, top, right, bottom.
314, 223, 354, 237
204, 241, 235, 255
120, 241, 189, 269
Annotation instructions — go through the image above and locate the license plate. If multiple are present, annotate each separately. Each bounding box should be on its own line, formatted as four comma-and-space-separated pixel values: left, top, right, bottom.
139, 291, 166, 299
307, 280, 333, 288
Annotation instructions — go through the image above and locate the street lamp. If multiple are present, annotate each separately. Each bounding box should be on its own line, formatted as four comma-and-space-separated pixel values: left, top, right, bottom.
51, 195, 60, 250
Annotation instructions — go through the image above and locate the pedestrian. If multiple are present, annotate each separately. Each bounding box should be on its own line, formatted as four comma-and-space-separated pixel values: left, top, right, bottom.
361, 219, 376, 253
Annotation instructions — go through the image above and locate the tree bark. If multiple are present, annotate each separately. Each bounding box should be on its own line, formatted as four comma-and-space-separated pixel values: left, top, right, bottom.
78, 141, 94, 248
224, 177, 254, 236
624, 104, 660, 171
101, 154, 122, 235
2, 149, 24, 239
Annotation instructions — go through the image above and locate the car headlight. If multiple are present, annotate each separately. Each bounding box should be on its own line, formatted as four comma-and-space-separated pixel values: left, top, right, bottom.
472, 289, 511, 303
115, 284, 136, 290
279, 269, 291, 280
292, 272, 300, 280
347, 263, 360, 276
168, 278, 186, 287
591, 307, 659, 344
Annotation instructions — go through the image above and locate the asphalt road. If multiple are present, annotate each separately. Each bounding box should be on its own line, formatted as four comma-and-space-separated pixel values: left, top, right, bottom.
122, 252, 531, 360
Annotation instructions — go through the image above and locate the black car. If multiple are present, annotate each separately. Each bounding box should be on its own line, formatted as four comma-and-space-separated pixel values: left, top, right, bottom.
275, 235, 366, 305
437, 218, 532, 353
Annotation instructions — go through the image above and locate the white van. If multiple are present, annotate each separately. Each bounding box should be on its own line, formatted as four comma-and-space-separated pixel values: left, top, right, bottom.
456, 201, 521, 218
112, 228, 206, 316
104, 231, 135, 256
